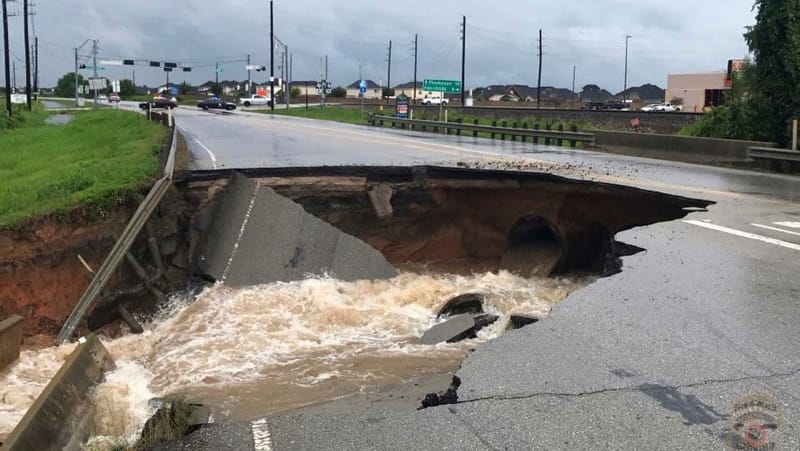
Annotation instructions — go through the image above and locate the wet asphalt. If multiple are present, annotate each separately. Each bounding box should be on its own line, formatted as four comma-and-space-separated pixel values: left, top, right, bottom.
119, 103, 800, 450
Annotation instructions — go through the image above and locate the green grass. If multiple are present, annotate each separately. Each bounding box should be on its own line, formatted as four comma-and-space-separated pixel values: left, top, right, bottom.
0, 108, 164, 228
257, 105, 374, 125
257, 105, 600, 148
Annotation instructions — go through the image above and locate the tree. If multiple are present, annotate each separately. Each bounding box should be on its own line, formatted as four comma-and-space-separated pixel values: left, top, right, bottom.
741, 0, 800, 146
178, 81, 192, 95
669, 96, 684, 106
330, 86, 346, 97
54, 72, 84, 98
119, 79, 136, 97
291, 87, 301, 98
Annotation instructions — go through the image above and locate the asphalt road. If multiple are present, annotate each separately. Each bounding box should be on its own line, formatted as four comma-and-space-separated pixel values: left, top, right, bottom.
122, 103, 800, 450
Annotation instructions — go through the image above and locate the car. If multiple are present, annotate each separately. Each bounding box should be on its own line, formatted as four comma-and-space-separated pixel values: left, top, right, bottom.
108, 93, 120, 103
640, 103, 661, 112
421, 96, 448, 106
197, 98, 237, 111
97, 94, 107, 101
139, 96, 178, 110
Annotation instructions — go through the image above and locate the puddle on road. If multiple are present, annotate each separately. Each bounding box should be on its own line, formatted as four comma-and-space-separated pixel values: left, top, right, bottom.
0, 270, 590, 446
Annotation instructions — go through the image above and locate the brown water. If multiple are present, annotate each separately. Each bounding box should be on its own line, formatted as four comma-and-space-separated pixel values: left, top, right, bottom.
0, 270, 591, 446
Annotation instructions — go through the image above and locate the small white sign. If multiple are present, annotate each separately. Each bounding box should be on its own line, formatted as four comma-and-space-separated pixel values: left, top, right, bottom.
10, 94, 26, 104
88, 78, 107, 90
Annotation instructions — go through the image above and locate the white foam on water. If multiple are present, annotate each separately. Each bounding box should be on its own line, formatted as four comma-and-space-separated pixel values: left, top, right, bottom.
0, 270, 591, 445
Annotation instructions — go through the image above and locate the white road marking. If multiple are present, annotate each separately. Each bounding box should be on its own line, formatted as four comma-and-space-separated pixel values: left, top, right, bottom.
774, 221, 800, 229
684, 220, 800, 251
177, 125, 218, 169
751, 223, 800, 237
251, 418, 273, 451
222, 183, 260, 282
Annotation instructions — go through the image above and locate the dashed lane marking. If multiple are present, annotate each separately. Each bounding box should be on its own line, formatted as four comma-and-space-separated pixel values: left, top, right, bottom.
684, 220, 800, 252
774, 221, 800, 229
251, 418, 273, 451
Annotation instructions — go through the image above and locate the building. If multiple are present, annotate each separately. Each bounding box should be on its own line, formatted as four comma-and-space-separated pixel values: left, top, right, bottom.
666, 72, 729, 112
393, 82, 443, 101
346, 80, 381, 99
292, 81, 319, 97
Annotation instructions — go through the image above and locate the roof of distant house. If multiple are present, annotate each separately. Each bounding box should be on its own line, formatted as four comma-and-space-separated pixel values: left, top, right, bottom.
346, 79, 381, 89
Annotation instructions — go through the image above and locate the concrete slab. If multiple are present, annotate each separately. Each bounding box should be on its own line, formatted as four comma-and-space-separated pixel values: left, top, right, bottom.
2, 335, 115, 451
0, 315, 23, 371
198, 173, 397, 286
420, 315, 476, 345
368, 184, 394, 219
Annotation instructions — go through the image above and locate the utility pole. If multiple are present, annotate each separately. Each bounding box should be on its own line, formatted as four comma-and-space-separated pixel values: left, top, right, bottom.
269, 0, 275, 111
623, 35, 631, 103
33, 35, 37, 96
460, 16, 466, 107
247, 53, 251, 95
536, 29, 542, 109
132, 68, 135, 87
386, 40, 391, 100
23, 0, 31, 109
12, 60, 15, 92
572, 65, 576, 107
2, 0, 12, 116
74, 47, 78, 106
413, 33, 418, 104
285, 44, 289, 109
289, 52, 293, 105
215, 61, 219, 86
325, 54, 328, 80
92, 39, 97, 107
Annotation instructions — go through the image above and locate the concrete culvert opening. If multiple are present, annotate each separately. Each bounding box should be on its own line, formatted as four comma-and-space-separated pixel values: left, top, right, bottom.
500, 216, 563, 277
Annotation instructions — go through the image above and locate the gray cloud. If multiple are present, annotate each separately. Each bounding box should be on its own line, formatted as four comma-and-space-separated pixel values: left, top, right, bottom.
4, 0, 754, 92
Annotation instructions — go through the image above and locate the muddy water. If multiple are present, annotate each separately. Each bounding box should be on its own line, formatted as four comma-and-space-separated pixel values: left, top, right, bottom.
0, 271, 590, 446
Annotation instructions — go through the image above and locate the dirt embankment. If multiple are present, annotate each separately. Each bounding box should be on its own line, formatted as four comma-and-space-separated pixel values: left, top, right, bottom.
0, 211, 134, 340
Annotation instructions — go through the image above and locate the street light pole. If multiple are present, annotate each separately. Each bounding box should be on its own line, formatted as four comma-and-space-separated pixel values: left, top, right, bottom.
269, 0, 275, 111
623, 35, 631, 103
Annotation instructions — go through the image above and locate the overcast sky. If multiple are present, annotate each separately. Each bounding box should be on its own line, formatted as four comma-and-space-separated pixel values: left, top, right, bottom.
2, 0, 756, 92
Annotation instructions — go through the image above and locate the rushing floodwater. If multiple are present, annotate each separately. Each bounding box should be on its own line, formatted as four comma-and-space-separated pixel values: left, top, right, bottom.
0, 271, 591, 447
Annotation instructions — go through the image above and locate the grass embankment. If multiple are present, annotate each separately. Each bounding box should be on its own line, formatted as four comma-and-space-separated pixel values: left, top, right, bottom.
0, 108, 164, 228
259, 105, 592, 147
259, 105, 371, 125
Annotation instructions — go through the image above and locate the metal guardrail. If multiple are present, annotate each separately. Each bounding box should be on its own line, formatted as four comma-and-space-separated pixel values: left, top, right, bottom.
748, 146, 800, 162
56, 126, 178, 344
369, 115, 596, 145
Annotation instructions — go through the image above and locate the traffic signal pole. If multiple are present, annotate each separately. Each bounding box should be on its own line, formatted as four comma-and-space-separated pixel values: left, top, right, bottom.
2, 0, 12, 116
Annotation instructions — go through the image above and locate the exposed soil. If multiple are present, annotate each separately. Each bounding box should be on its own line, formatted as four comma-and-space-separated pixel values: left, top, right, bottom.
0, 211, 132, 338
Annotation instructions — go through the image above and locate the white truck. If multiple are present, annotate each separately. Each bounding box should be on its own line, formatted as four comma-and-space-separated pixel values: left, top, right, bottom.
239, 94, 273, 107
652, 102, 682, 112
421, 96, 448, 106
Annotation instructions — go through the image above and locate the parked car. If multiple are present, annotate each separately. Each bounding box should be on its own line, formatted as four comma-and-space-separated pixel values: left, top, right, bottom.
108, 93, 120, 103
197, 97, 237, 111
139, 96, 178, 110
421, 96, 448, 106
98, 94, 107, 101
640, 103, 661, 112
239, 94, 273, 107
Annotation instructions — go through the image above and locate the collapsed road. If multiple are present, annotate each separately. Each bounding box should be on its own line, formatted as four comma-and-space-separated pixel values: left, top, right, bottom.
2, 104, 800, 450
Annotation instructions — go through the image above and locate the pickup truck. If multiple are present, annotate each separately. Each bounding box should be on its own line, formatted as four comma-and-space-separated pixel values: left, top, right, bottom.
652, 102, 682, 112
421, 96, 448, 106
239, 95, 273, 107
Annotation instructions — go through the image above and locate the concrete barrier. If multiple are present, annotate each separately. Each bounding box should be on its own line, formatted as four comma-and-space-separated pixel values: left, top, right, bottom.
2, 335, 115, 451
197, 173, 398, 286
0, 315, 23, 371
590, 130, 776, 164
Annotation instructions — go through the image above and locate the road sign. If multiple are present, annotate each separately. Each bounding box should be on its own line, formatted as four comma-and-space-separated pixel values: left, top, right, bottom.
359, 80, 367, 93
99, 60, 123, 66
423, 79, 461, 93
84, 65, 106, 72
170, 87, 178, 96
88, 78, 107, 90
213, 68, 224, 73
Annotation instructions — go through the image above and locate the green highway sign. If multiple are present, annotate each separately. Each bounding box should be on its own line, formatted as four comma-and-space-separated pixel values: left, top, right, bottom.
85, 65, 106, 71
213, 68, 224, 73
423, 79, 461, 93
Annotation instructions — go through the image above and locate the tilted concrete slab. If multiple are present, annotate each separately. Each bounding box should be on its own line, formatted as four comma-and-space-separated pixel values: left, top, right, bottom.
198, 173, 397, 286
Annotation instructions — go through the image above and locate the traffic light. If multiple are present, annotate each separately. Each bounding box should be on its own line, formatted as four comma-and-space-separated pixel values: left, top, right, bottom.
149, 61, 161, 67
123, 59, 135, 66
79, 63, 86, 69
183, 67, 192, 72
255, 66, 266, 72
